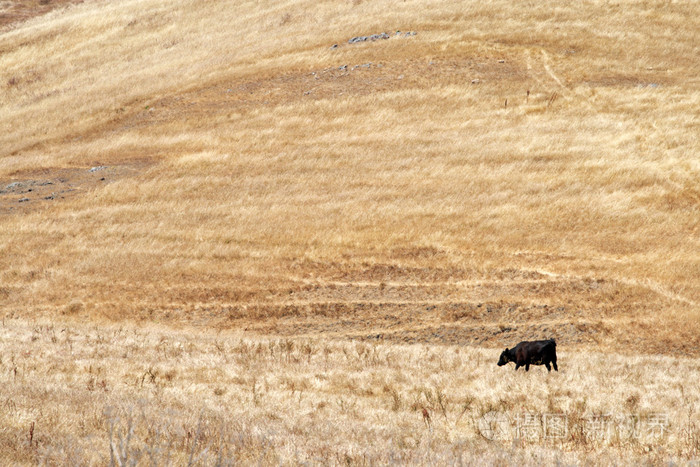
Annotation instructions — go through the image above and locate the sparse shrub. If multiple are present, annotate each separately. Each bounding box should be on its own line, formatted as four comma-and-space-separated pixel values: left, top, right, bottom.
625, 393, 640, 411
389, 388, 402, 412
163, 369, 177, 382
64, 300, 84, 315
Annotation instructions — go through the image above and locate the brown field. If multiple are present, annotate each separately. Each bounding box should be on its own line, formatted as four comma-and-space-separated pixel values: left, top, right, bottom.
0, 0, 698, 464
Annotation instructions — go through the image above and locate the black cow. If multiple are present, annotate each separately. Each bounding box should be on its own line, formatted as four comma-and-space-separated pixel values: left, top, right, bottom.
497, 339, 558, 372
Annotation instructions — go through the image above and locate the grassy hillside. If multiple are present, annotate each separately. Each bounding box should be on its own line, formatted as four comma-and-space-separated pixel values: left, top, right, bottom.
0, 0, 698, 464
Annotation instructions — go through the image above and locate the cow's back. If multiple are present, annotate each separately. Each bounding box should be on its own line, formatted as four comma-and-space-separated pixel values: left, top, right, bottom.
514, 339, 555, 364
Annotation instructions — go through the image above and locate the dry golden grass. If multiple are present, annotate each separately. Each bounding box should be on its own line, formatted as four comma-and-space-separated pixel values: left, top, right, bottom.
0, 0, 699, 464
1, 319, 698, 465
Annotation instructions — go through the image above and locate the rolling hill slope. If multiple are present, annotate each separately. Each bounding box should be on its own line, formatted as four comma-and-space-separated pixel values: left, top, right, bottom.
0, 1, 698, 462
1, 0, 698, 354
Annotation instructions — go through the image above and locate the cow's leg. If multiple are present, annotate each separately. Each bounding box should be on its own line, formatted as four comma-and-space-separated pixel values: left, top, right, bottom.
525, 363, 530, 371
553, 359, 558, 371
545, 362, 551, 372
514, 364, 520, 371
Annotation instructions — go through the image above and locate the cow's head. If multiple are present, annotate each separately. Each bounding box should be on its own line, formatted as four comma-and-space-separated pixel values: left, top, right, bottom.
497, 348, 511, 366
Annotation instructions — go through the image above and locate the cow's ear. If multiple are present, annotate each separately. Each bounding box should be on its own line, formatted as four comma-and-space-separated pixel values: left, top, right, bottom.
504, 348, 509, 352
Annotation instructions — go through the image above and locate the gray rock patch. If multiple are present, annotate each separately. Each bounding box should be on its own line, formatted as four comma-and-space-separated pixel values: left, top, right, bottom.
348, 32, 390, 44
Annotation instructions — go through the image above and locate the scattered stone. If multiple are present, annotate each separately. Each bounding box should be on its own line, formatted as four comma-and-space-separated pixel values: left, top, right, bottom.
498, 59, 505, 63
471, 79, 480, 84
348, 32, 390, 44
347, 31, 415, 45
4, 181, 23, 191
1, 180, 55, 195
372, 33, 390, 40
330, 44, 338, 49
360, 63, 371, 68
338, 65, 347, 71
2, 162, 150, 214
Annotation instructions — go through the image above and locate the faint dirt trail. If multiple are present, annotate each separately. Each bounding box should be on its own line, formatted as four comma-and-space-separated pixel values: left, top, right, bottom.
294, 277, 560, 289
525, 49, 567, 95
531, 267, 698, 307
525, 48, 596, 112
540, 49, 566, 89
